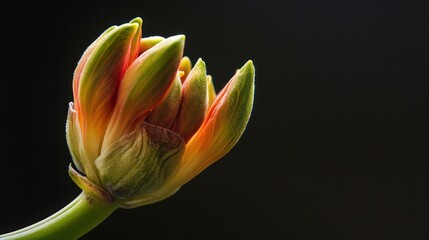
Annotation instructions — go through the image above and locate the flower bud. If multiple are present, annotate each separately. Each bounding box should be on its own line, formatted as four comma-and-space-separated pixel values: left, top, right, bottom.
66, 18, 254, 206
119, 61, 255, 207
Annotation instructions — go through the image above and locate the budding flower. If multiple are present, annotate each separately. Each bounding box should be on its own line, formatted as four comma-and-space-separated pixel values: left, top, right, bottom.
66, 18, 255, 207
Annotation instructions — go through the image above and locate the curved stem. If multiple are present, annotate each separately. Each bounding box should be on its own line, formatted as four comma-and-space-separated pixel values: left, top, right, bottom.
0, 192, 120, 240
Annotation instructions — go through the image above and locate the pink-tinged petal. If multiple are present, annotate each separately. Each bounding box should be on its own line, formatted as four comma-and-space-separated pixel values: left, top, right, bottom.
103, 35, 185, 150
139, 36, 165, 54
77, 22, 141, 161
146, 72, 183, 128
178, 56, 192, 83
206, 75, 216, 108
73, 26, 117, 113
172, 58, 208, 142
175, 60, 255, 185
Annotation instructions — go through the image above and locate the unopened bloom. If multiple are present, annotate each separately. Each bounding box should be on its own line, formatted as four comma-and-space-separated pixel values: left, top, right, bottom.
66, 17, 255, 207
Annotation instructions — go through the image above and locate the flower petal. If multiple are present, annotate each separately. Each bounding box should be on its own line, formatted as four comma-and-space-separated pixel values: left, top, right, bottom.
77, 21, 141, 160
146, 72, 182, 129
178, 56, 192, 83
139, 36, 165, 54
176, 60, 255, 185
73, 25, 117, 113
128, 17, 143, 62
103, 35, 185, 150
172, 58, 208, 142
206, 75, 216, 108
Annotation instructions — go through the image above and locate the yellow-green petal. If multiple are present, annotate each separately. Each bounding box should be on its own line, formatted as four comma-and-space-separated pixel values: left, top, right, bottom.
172, 58, 208, 142
139, 36, 165, 54
206, 75, 216, 107
146, 73, 183, 128
178, 56, 192, 83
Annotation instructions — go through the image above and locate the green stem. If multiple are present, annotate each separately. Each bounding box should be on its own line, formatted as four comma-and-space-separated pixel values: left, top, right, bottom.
0, 191, 120, 240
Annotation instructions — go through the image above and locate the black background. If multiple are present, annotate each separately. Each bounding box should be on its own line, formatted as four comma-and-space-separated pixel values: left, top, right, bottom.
1, 0, 428, 239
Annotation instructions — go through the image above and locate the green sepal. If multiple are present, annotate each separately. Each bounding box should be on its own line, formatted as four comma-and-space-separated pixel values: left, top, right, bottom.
68, 164, 116, 203
66, 103, 85, 173
95, 122, 185, 199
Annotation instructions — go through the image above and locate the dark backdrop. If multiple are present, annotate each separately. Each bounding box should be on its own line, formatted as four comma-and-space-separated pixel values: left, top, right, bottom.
1, 0, 428, 239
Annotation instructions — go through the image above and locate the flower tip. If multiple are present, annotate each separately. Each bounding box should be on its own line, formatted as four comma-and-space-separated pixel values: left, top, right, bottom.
173, 34, 186, 41
139, 36, 165, 53
179, 56, 192, 82
154, 35, 185, 56
129, 17, 143, 26
182, 56, 191, 63
142, 36, 165, 42
180, 56, 191, 68
234, 60, 255, 89
151, 35, 185, 59
192, 58, 206, 73
240, 60, 255, 75
169, 34, 186, 48
195, 58, 206, 67
114, 22, 140, 36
